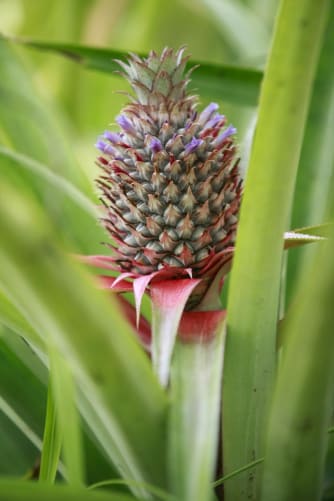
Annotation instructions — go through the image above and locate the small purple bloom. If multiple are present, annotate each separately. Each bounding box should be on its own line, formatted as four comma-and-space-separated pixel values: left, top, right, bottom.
104, 131, 121, 143
95, 140, 117, 156
214, 125, 237, 146
149, 137, 163, 153
95, 140, 108, 153
185, 137, 203, 154
203, 114, 225, 131
198, 103, 219, 126
116, 115, 136, 135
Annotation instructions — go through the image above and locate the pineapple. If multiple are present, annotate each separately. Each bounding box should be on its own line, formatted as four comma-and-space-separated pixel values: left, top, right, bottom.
95, 47, 242, 310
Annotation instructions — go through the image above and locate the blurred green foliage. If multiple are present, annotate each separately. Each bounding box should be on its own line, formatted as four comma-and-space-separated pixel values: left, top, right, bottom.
1, 1, 334, 500
0, 0, 275, 178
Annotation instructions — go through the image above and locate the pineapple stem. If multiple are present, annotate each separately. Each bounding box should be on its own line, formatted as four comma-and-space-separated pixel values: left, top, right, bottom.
168, 312, 226, 501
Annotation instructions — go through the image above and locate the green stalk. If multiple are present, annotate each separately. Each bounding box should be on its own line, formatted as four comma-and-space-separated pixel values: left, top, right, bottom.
261, 233, 334, 500
168, 313, 225, 501
223, 2, 330, 500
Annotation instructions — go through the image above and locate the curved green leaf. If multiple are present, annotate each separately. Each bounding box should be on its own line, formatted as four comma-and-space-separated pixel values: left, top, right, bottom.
3, 36, 263, 106
0, 286, 42, 348
0, 334, 45, 476
89, 479, 175, 501
0, 177, 168, 491
0, 147, 97, 218
0, 38, 104, 255
0, 327, 117, 485
0, 37, 88, 191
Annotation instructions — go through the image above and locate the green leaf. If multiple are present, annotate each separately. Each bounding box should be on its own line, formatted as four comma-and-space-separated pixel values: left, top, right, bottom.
213, 425, 334, 488
0, 334, 45, 476
0, 37, 89, 191
0, 176, 168, 491
0, 38, 104, 255
3, 36, 263, 106
261, 229, 334, 499
287, 222, 334, 239
0, 480, 139, 501
201, 0, 270, 59
48, 350, 84, 486
288, 4, 334, 300
39, 381, 62, 484
0, 286, 42, 349
0, 146, 97, 219
223, 2, 331, 500
89, 479, 175, 501
283, 230, 326, 249
0, 327, 117, 484
0, 398, 40, 476
213, 458, 264, 488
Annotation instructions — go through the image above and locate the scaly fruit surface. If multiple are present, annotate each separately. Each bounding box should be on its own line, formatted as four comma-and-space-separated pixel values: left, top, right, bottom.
96, 47, 242, 308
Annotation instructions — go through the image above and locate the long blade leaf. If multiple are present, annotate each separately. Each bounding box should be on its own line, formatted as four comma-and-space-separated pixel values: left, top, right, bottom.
223, 2, 330, 500
39, 381, 62, 484
262, 228, 334, 499
2, 36, 263, 106
0, 480, 139, 501
287, 4, 334, 300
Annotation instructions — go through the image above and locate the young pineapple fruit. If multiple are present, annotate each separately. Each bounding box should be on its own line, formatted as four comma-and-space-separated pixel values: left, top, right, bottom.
96, 47, 242, 308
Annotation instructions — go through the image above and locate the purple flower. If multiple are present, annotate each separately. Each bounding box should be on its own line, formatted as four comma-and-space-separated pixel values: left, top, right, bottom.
214, 125, 237, 146
104, 131, 121, 143
203, 114, 225, 131
116, 115, 136, 135
149, 137, 163, 153
198, 103, 219, 126
185, 137, 203, 155
95, 140, 117, 156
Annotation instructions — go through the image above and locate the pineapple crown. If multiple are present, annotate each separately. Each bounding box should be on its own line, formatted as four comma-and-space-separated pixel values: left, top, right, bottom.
116, 47, 193, 108
95, 47, 242, 307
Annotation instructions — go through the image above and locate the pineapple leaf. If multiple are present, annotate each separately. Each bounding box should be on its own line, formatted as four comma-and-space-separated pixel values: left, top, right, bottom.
1, 35, 263, 106
224, 1, 330, 499
0, 480, 139, 501
0, 176, 168, 491
39, 380, 63, 484
0, 146, 97, 219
